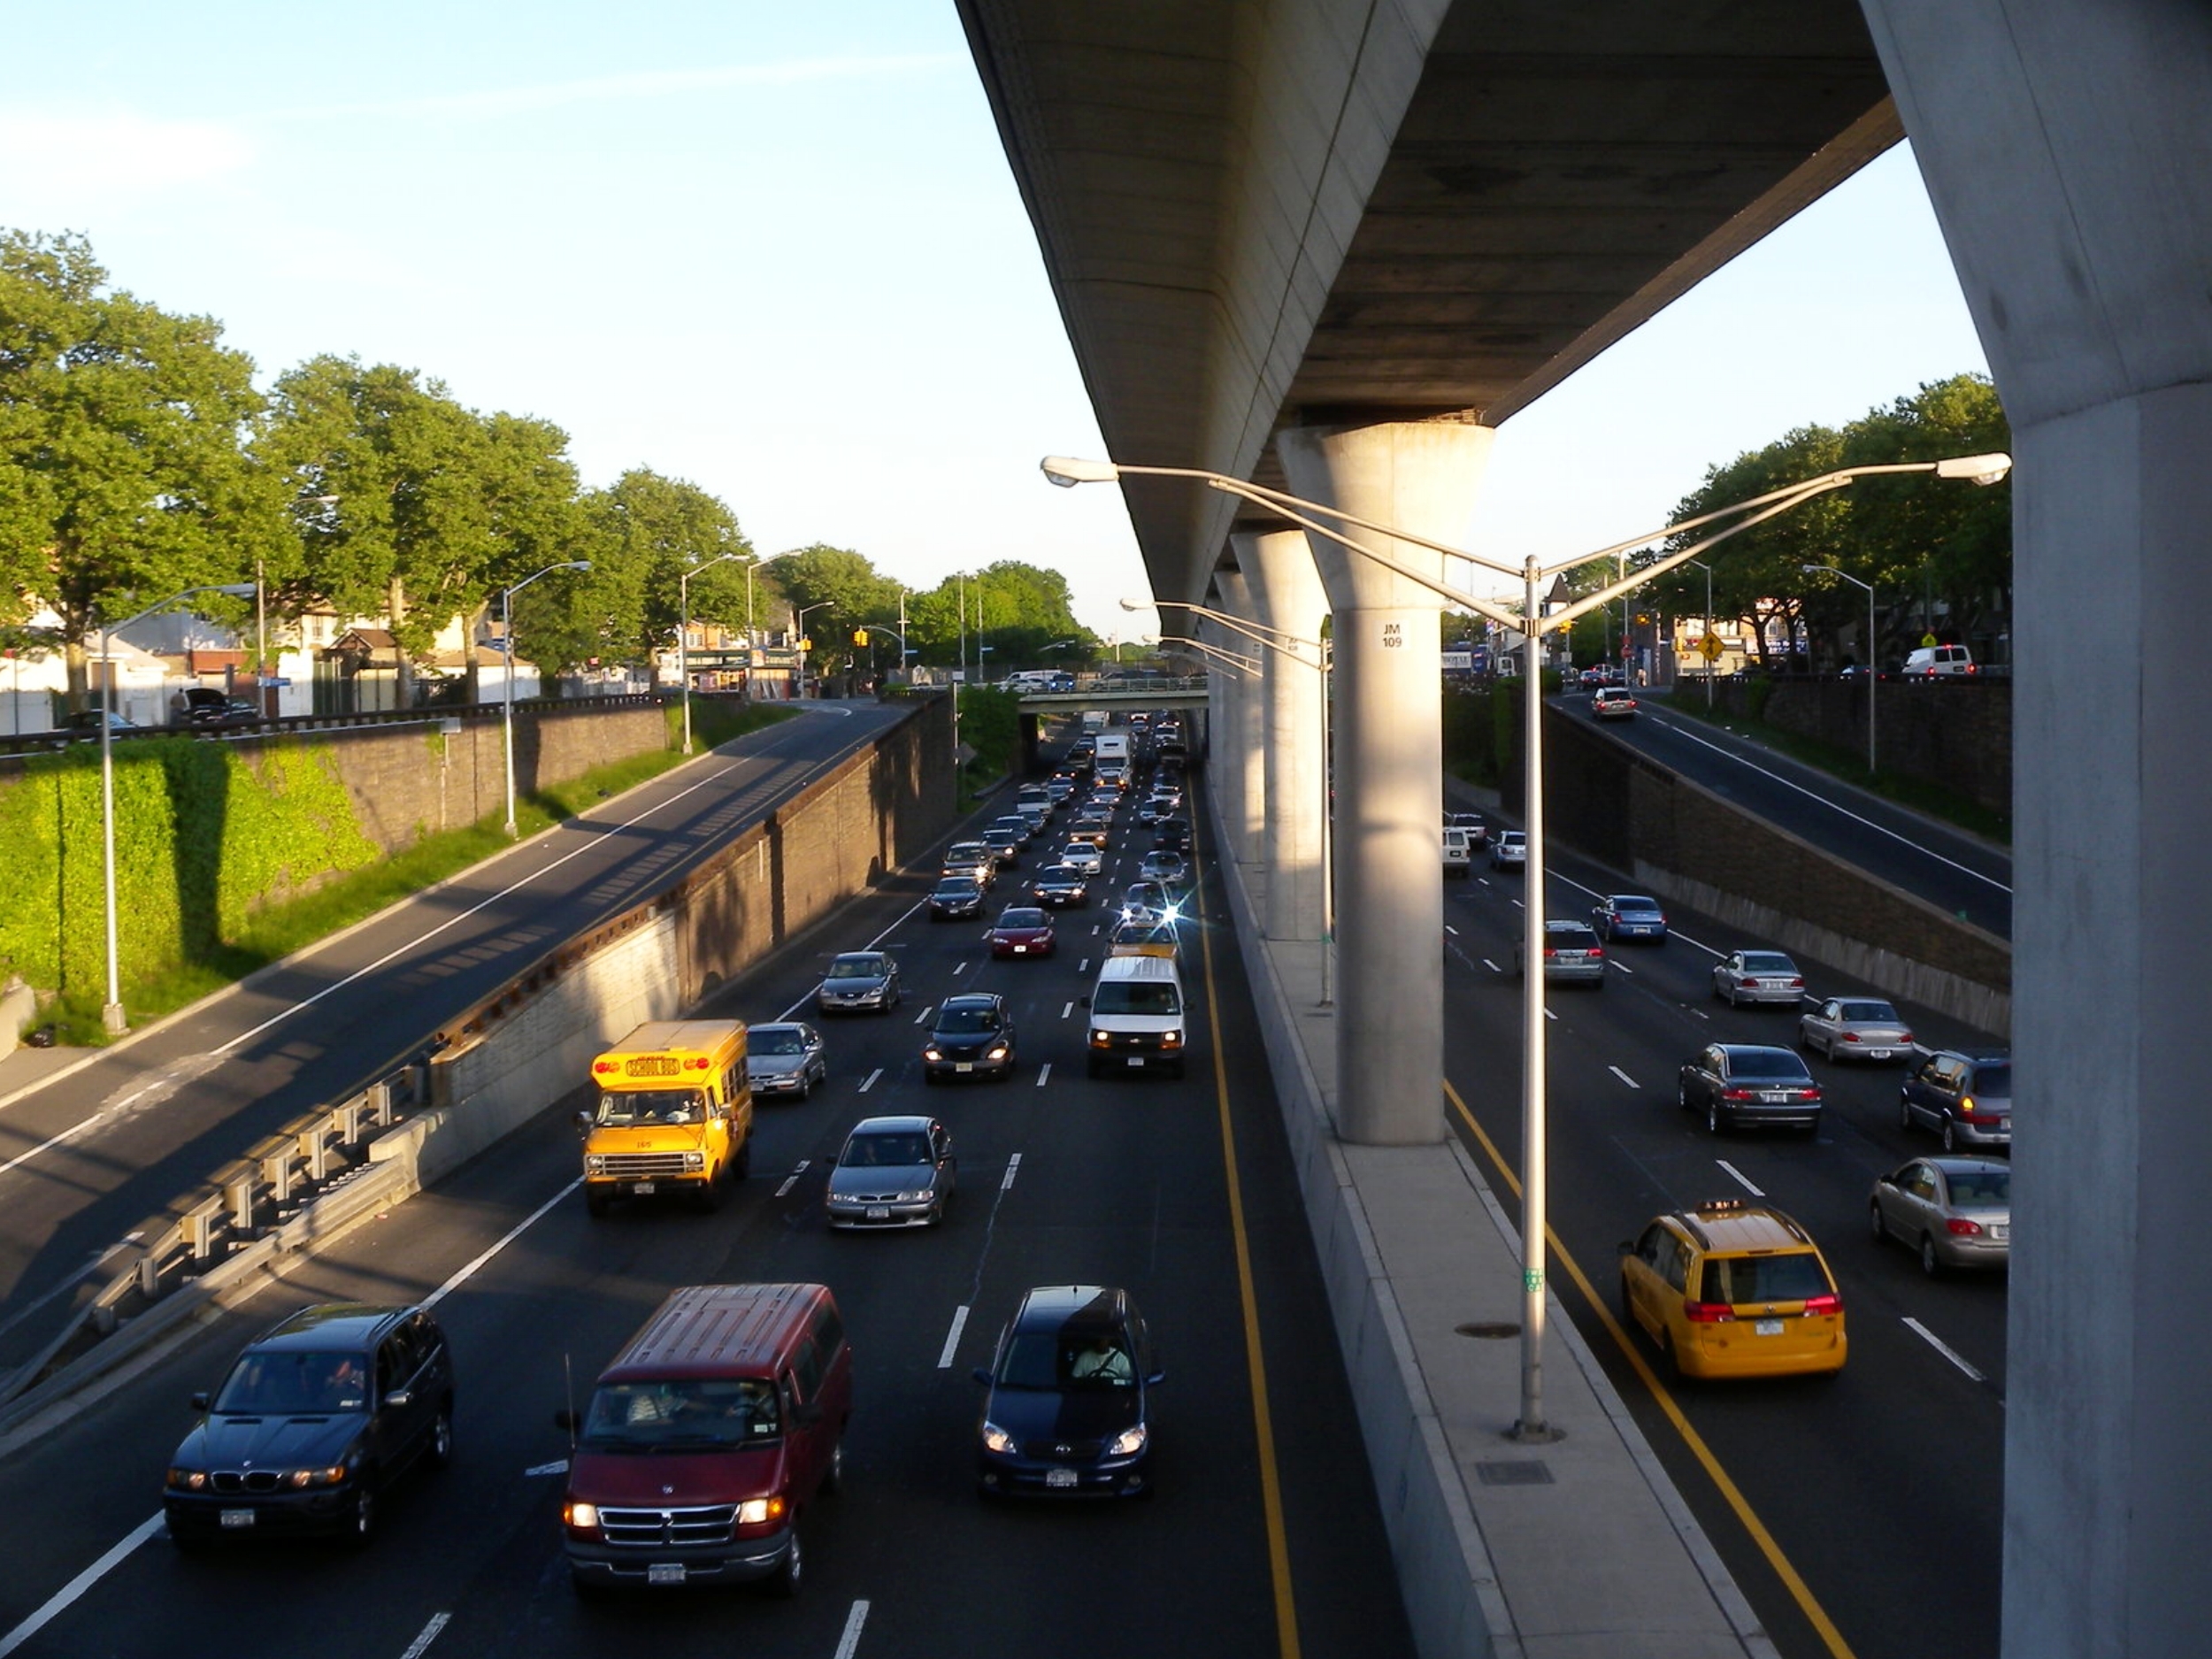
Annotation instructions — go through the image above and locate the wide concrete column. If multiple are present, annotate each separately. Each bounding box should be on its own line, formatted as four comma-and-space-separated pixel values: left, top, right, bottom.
1859, 7, 2212, 1655
1211, 572, 1267, 867
1235, 529, 1328, 941
1276, 417, 1494, 1145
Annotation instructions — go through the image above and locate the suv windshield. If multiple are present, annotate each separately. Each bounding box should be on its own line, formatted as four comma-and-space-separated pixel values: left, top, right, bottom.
1699, 1254, 1831, 1305
580, 1379, 780, 1450
215, 1349, 370, 1414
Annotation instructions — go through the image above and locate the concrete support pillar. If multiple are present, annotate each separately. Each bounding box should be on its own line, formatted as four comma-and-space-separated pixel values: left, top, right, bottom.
1276, 418, 1494, 1145
1859, 6, 2212, 1654
1235, 529, 1329, 941
1212, 571, 1267, 867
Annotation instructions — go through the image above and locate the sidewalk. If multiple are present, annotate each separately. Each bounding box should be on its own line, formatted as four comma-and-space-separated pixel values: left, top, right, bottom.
0, 1039, 100, 1113
1216, 849, 1775, 1659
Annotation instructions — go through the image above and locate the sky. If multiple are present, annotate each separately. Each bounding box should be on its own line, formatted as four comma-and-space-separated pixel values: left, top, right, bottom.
2, 2, 1989, 643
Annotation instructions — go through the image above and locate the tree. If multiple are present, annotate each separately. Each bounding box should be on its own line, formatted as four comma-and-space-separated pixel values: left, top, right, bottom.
1, 230, 287, 703
560, 469, 751, 672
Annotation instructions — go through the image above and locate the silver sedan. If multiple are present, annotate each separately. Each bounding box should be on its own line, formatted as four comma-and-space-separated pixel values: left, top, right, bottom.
1711, 949, 1805, 1007
826, 1116, 956, 1229
1797, 996, 1916, 1062
1870, 1156, 2010, 1275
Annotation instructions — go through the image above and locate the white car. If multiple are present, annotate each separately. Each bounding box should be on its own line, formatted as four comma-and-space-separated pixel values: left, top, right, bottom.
1488, 831, 1526, 871
1591, 687, 1638, 719
1058, 841, 1104, 877
1798, 996, 1915, 1062
1711, 949, 1806, 1008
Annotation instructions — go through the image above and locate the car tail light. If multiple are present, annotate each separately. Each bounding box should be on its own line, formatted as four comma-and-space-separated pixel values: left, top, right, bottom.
1789, 977, 1805, 988
1899, 1031, 1915, 1045
1721, 1087, 1755, 1101
1683, 1301, 1735, 1323
1589, 946, 1603, 958
1946, 1217, 1985, 1237
1801, 1292, 1841, 1317
1543, 949, 1558, 960
1842, 1032, 1862, 1042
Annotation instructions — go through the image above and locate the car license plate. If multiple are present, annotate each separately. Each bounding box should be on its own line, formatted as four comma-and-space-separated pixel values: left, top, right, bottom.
219, 1509, 255, 1529
1045, 1468, 1078, 1488
1864, 1048, 1891, 1059
649, 1564, 687, 1586
1126, 1056, 1143, 1067
1763, 1092, 1788, 1103
1755, 1318, 1785, 1337
632, 1180, 656, 1194
956, 1062, 973, 1073
866, 1206, 889, 1221
1013, 945, 1026, 954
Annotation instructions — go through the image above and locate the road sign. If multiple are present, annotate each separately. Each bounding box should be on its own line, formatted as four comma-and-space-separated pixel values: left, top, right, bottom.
1921, 631, 1939, 649
1698, 634, 1724, 663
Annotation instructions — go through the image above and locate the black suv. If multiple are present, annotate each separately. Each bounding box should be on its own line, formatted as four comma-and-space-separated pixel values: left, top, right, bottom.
1900, 1048, 2011, 1150
973, 1285, 1162, 1498
164, 1303, 455, 1548
923, 993, 1017, 1083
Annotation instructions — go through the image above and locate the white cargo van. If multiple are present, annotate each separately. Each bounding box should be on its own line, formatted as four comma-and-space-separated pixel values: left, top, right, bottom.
1085, 956, 1188, 1078
1903, 644, 1975, 677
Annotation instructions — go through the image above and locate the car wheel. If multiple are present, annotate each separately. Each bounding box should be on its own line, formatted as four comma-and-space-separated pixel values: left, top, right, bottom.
1920, 1234, 1944, 1279
1940, 1118, 1959, 1154
344, 1485, 377, 1548
1900, 1096, 1915, 1131
1657, 1332, 1685, 1383
426, 1406, 454, 1471
766, 1527, 803, 1599
1870, 1202, 1888, 1244
1706, 1101, 1724, 1135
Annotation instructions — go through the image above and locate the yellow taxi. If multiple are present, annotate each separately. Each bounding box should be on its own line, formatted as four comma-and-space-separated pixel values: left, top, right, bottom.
1106, 915, 1180, 960
1617, 1199, 1846, 1380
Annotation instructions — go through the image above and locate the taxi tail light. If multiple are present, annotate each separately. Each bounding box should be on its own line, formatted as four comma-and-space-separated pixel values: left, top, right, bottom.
1946, 1217, 1986, 1237
1683, 1300, 1736, 1323
1801, 1292, 1842, 1317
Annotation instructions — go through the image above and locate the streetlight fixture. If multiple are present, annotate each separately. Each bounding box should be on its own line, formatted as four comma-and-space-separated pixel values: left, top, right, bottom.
1043, 447, 2009, 1440
679, 551, 746, 755
98, 581, 258, 1034
502, 560, 591, 837
1803, 565, 1878, 775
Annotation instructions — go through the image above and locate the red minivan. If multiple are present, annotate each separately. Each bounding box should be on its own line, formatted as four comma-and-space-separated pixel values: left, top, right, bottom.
557, 1283, 852, 1597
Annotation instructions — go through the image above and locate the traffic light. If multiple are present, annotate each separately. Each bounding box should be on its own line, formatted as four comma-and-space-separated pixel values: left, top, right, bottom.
799, 637, 812, 653
853, 628, 868, 647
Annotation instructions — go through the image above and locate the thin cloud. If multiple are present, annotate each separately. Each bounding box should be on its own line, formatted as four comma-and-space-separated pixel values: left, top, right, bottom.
262, 53, 964, 123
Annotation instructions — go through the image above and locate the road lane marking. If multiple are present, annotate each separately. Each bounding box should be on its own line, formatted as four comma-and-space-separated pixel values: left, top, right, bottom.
953, 961, 968, 976
1903, 1317, 1987, 1384
0, 1511, 163, 1657
1609, 960, 1635, 976
1609, 1066, 1640, 1089
1077, 958, 1089, 974
858, 1068, 881, 1093
1716, 1161, 1765, 1197
400, 1614, 451, 1658
1000, 1152, 1022, 1191
774, 1161, 810, 1199
1443, 1079, 1858, 1659
1444, 925, 1458, 936
1035, 1064, 1051, 1087
1480, 957, 1502, 973
425, 1179, 581, 1309
1543, 1007, 1558, 1022
936, 1307, 971, 1370
526, 1459, 570, 1477
833, 1601, 872, 1659
913, 1005, 933, 1025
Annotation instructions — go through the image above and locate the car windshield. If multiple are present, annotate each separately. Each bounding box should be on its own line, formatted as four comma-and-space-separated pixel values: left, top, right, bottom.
934, 880, 976, 897
1040, 867, 1079, 882
1838, 1002, 1900, 1022
580, 1379, 780, 1450
595, 1089, 706, 1125
1724, 1052, 1808, 1081
1970, 1064, 2011, 1095
995, 1332, 1134, 1390
750, 1030, 803, 1056
1947, 1169, 2010, 1206
828, 958, 885, 979
1740, 953, 1794, 972
215, 1349, 371, 1414
1700, 1254, 1832, 1306
997, 910, 1047, 930
1093, 982, 1180, 1016
937, 1007, 1000, 1034
841, 1133, 930, 1167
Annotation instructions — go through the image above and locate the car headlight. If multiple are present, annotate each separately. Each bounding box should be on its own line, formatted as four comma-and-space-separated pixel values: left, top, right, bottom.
584, 1155, 607, 1175
563, 1500, 599, 1529
1090, 1028, 1110, 1048
166, 1466, 208, 1491
899, 1188, 932, 1202
923, 1046, 943, 1061
1108, 1425, 1148, 1457
986, 1045, 1010, 1062
981, 1421, 1018, 1455
736, 1494, 788, 1525
1161, 1030, 1184, 1049
287, 1464, 349, 1488
682, 1150, 705, 1171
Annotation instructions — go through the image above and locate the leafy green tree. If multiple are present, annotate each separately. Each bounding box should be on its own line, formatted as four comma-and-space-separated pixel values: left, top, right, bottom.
554, 469, 750, 673
1, 230, 287, 702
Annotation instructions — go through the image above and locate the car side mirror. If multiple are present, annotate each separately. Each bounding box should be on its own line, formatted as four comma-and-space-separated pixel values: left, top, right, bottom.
190, 1391, 211, 1411
573, 1110, 592, 1134
384, 1388, 412, 1408
972, 1368, 994, 1387
553, 1409, 578, 1432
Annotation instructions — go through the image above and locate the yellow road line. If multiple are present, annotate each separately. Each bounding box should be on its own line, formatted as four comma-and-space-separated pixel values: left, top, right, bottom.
1442, 1079, 1856, 1659
1194, 836, 1302, 1658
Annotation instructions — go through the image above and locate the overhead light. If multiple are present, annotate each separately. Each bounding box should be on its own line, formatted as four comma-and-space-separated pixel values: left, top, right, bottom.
1932, 452, 2013, 486
1041, 456, 1120, 487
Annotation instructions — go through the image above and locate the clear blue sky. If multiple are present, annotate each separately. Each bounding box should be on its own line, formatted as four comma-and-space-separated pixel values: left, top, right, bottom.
2, 3, 1987, 640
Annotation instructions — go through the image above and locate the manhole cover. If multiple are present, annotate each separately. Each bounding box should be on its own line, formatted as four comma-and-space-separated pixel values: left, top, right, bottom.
1455, 1322, 1521, 1340
1474, 1460, 1555, 1487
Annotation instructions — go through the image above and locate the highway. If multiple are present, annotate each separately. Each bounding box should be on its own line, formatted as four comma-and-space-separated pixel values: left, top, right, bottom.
1441, 820, 2006, 1659
0, 780, 1413, 1658
0, 703, 913, 1387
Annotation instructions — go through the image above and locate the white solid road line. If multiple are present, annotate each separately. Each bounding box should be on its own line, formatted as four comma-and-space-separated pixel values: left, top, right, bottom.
399, 1613, 451, 1659
936, 1306, 970, 1370
833, 1601, 872, 1659
0, 1511, 163, 1656
1902, 1316, 1989, 1385
1609, 1065, 1640, 1089
424, 1179, 581, 1310
1716, 1160, 1766, 1197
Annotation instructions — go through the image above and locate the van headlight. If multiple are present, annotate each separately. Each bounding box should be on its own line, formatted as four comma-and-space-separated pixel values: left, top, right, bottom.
563, 1500, 599, 1529
682, 1150, 705, 1171
1161, 1030, 1184, 1049
923, 1046, 943, 1062
584, 1155, 607, 1175
736, 1494, 788, 1525
1089, 1029, 1110, 1048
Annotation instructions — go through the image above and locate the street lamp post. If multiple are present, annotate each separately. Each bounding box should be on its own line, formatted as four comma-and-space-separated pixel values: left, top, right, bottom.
1803, 565, 1878, 775
1686, 558, 1715, 710
1044, 447, 2009, 1439
792, 602, 833, 697
98, 581, 258, 1034
502, 561, 592, 837
679, 551, 746, 755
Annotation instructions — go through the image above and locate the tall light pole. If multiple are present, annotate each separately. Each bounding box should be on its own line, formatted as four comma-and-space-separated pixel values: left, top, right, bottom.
98, 581, 257, 1034
1045, 447, 2010, 1439
1686, 558, 1715, 710
1803, 564, 1878, 775
792, 601, 833, 696
502, 560, 591, 837
679, 550, 745, 754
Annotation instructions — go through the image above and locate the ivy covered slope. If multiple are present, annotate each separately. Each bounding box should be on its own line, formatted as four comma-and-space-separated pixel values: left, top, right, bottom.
0, 735, 379, 999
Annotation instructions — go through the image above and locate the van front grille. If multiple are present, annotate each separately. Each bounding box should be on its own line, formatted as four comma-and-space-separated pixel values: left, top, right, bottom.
598, 1503, 738, 1548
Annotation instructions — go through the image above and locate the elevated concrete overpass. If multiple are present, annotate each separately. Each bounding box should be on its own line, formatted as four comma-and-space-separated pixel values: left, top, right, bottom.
960, 4, 2212, 1656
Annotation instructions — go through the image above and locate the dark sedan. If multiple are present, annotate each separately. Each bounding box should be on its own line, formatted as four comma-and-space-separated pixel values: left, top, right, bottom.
923, 993, 1018, 1083
1028, 864, 1090, 909
164, 1303, 454, 1547
929, 876, 987, 921
973, 1285, 1161, 1499
1678, 1043, 1824, 1135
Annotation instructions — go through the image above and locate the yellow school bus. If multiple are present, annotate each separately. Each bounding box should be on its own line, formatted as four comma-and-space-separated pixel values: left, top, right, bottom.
579, 1021, 752, 1217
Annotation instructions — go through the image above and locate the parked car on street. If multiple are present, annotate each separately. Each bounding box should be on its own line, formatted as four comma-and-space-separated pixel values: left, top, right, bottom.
1870, 1156, 2010, 1275
1797, 997, 1915, 1063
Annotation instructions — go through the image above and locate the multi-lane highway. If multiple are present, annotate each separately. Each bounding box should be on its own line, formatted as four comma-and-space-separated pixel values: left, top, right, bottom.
0, 776, 1414, 1658
1441, 804, 2006, 1659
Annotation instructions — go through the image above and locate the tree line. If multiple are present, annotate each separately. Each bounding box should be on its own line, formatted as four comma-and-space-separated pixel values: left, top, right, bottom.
2, 230, 1096, 705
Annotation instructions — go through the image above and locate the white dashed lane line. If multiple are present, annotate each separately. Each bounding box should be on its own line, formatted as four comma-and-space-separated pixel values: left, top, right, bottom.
1609, 1066, 1640, 1089
1717, 1160, 1765, 1197
1903, 1317, 1989, 1385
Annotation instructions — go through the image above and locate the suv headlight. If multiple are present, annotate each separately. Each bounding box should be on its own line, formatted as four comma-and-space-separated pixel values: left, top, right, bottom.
1160, 1030, 1184, 1049
980, 1421, 1018, 1455
1109, 1425, 1148, 1457
167, 1466, 208, 1491
1090, 1029, 1110, 1048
